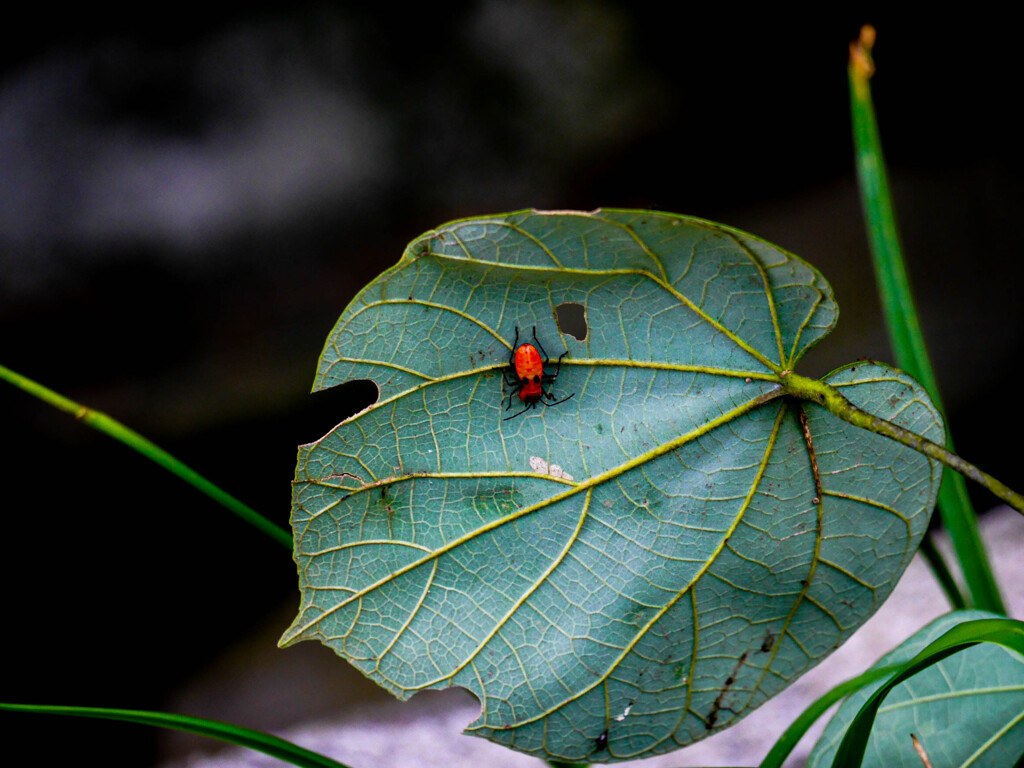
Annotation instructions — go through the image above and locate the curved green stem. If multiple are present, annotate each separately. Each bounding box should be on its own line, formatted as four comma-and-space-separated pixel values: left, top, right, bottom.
0, 702, 348, 768
0, 363, 292, 549
849, 25, 1004, 613
917, 535, 966, 610
780, 372, 1024, 515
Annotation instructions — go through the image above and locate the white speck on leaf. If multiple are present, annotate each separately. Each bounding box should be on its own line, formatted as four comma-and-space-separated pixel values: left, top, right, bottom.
529, 456, 574, 482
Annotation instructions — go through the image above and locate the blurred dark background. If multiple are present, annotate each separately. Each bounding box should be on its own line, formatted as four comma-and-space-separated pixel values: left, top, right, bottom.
3, 5, 1022, 766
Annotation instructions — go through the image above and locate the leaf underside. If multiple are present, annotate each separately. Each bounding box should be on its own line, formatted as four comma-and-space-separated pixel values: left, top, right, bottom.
807, 611, 1024, 768
281, 209, 944, 763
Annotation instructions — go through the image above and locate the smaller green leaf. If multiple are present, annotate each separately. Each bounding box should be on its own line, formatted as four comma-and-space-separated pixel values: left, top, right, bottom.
758, 663, 901, 768
0, 703, 352, 768
806, 612, 1024, 768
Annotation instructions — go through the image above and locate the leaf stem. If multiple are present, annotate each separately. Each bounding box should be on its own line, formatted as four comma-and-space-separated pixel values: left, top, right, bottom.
0, 702, 349, 768
780, 372, 1024, 515
910, 734, 935, 768
848, 25, 1004, 613
0, 363, 292, 549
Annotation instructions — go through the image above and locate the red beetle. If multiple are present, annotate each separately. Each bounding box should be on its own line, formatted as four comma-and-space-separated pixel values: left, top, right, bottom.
502, 326, 574, 421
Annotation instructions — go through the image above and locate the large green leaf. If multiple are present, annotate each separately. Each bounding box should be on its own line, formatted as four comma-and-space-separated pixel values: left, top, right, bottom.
280, 209, 944, 763
807, 611, 1024, 768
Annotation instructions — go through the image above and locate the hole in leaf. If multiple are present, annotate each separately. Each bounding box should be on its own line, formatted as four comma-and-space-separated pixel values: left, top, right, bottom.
303, 379, 379, 441
555, 302, 587, 340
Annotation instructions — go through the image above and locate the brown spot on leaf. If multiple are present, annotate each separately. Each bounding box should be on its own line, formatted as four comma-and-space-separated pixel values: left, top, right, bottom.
706, 651, 748, 730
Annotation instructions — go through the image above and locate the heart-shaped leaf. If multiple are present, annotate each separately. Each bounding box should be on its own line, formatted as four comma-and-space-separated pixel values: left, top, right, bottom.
807, 611, 1024, 768
280, 210, 943, 762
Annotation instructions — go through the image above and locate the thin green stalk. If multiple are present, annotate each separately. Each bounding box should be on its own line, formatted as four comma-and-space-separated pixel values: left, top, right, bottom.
848, 27, 1004, 613
0, 363, 292, 549
0, 702, 349, 768
780, 372, 1024, 515
917, 535, 966, 610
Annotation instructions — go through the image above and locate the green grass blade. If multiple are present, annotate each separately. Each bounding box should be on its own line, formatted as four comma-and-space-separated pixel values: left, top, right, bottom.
0, 702, 350, 768
917, 535, 966, 610
0, 363, 292, 549
830, 618, 1024, 768
758, 664, 901, 768
848, 27, 1004, 614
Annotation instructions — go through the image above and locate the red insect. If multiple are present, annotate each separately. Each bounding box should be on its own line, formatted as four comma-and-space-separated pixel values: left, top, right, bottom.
502, 326, 574, 421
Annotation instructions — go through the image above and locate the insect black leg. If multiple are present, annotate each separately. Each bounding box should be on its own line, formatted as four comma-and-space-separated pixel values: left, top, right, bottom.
503, 402, 530, 421
550, 349, 568, 378
509, 326, 520, 368
532, 326, 568, 374
504, 326, 521, 405
531, 326, 549, 362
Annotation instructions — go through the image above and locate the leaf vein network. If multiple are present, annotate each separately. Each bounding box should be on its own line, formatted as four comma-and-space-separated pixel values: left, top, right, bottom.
414, 490, 593, 689
282, 388, 784, 650
718, 229, 786, 366
422, 252, 779, 371
480, 405, 786, 738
